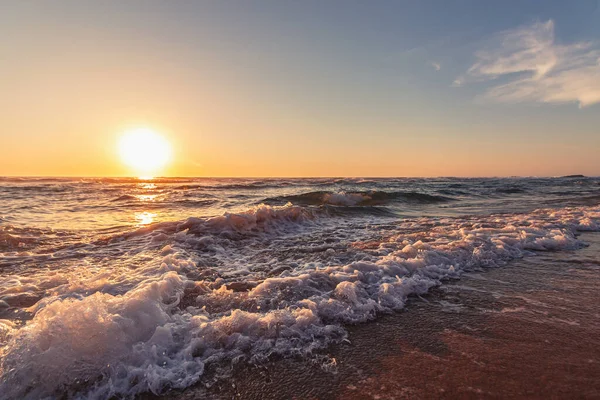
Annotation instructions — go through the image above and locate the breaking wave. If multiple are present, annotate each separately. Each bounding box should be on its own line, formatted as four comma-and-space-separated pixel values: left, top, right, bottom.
96, 203, 317, 244
1, 204, 599, 399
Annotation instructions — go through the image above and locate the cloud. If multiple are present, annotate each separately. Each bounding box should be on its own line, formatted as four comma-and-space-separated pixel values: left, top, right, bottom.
431, 62, 441, 71
457, 20, 600, 107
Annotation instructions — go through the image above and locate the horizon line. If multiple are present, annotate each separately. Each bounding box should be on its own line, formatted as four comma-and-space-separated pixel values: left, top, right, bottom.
0, 174, 595, 179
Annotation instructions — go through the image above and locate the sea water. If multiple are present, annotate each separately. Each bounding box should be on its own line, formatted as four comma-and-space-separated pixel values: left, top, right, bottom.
1, 176, 599, 399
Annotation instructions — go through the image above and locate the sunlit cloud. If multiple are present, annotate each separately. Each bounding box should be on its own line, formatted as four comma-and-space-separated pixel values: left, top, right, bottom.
457, 20, 600, 107
431, 62, 441, 71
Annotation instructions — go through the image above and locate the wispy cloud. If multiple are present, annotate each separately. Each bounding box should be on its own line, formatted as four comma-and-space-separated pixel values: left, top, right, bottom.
456, 20, 600, 107
431, 62, 441, 71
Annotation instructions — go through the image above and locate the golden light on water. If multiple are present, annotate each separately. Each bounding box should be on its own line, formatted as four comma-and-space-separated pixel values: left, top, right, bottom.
135, 211, 156, 225
118, 128, 172, 178
133, 182, 159, 225
135, 194, 159, 202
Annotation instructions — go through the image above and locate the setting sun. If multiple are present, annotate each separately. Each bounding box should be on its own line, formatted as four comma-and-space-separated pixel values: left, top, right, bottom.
118, 128, 172, 177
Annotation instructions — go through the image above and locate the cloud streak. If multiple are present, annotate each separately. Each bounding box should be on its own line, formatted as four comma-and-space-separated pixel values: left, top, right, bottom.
457, 20, 600, 107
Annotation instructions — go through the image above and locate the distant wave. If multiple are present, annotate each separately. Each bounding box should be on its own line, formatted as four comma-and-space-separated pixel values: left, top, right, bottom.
264, 190, 453, 207
0, 226, 53, 251
174, 181, 300, 191
111, 194, 137, 202
495, 187, 526, 194
0, 184, 73, 193
110, 195, 218, 209
173, 184, 205, 190
321, 205, 398, 217
174, 199, 218, 207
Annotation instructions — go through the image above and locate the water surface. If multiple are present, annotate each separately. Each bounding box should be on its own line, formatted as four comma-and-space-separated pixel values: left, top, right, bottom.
1, 177, 599, 399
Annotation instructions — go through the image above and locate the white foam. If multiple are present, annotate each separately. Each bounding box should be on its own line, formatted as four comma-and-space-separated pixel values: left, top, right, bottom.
178, 203, 316, 235
322, 192, 371, 206
0, 204, 599, 398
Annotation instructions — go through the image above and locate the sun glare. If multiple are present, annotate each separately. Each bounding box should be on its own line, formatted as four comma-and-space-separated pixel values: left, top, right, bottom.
118, 128, 172, 178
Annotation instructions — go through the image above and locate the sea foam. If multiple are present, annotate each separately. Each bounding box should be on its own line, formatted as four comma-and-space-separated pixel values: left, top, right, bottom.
0, 204, 599, 399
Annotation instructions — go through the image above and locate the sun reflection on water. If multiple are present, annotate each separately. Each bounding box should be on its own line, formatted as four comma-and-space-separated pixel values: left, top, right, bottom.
139, 182, 157, 190
135, 194, 159, 202
135, 211, 156, 225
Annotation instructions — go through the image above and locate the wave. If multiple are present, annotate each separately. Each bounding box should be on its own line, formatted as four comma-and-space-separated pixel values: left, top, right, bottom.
321, 205, 398, 217
174, 199, 219, 207
111, 194, 137, 202
495, 187, 527, 194
2, 205, 598, 398
0, 226, 54, 251
97, 203, 317, 244
173, 184, 205, 190
171, 181, 306, 191
0, 184, 74, 193
177, 203, 316, 236
264, 190, 453, 207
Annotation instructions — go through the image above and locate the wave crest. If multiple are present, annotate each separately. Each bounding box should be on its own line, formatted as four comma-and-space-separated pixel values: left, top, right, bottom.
265, 190, 453, 207
178, 203, 316, 235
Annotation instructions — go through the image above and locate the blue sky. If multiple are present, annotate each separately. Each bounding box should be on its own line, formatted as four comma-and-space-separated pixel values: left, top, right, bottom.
1, 1, 599, 176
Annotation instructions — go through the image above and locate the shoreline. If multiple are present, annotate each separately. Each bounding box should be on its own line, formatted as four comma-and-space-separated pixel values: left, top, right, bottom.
151, 232, 600, 399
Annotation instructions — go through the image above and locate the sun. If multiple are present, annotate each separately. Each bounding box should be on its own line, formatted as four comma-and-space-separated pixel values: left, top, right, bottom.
118, 128, 172, 178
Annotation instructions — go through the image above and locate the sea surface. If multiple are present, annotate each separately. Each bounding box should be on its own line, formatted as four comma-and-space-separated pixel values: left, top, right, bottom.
1, 176, 599, 399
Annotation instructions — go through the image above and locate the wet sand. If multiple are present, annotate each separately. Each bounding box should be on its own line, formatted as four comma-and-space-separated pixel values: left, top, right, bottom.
153, 233, 600, 399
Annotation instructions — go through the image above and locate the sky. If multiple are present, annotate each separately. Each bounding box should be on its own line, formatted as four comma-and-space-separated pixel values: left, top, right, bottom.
1, 0, 599, 177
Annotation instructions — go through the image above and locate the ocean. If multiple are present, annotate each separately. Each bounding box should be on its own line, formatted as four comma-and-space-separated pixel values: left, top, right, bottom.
1, 176, 599, 399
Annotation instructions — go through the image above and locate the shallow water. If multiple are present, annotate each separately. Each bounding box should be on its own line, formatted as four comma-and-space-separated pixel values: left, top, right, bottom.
1, 177, 599, 399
